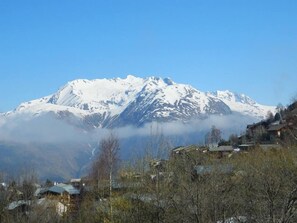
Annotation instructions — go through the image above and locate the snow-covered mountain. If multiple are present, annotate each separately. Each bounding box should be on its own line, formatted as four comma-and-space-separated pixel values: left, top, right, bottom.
208, 90, 275, 118
3, 75, 275, 129
0, 75, 276, 180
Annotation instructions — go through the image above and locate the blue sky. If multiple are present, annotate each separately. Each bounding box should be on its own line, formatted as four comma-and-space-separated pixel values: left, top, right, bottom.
0, 0, 297, 112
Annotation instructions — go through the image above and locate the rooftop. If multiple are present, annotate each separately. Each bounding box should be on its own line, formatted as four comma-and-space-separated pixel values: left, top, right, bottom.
209, 145, 234, 152
48, 183, 80, 195
268, 124, 287, 131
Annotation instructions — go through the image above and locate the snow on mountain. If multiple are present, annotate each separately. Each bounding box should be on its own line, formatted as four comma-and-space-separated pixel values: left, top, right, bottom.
111, 78, 231, 127
0, 75, 277, 180
47, 75, 145, 115
208, 90, 275, 119
2, 75, 275, 128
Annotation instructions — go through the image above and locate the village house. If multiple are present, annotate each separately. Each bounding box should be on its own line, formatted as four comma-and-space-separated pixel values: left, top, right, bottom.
267, 123, 287, 138
171, 145, 207, 158
246, 121, 270, 141
246, 117, 289, 144
208, 145, 236, 158
34, 180, 83, 216
238, 144, 254, 150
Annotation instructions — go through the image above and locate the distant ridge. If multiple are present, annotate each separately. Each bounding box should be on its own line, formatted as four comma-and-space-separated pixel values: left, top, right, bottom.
2, 75, 275, 128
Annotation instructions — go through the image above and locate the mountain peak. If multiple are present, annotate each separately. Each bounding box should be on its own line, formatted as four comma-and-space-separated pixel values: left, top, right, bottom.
209, 90, 274, 118
126, 74, 139, 80
4, 75, 275, 127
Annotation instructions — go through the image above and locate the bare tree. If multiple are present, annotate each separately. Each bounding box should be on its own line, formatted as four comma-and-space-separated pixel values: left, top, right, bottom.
229, 134, 239, 146
205, 125, 222, 146
234, 148, 297, 223
92, 132, 120, 221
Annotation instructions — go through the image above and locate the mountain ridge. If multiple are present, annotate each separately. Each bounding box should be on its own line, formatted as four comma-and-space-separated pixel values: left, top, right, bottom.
0, 75, 276, 180
2, 75, 275, 128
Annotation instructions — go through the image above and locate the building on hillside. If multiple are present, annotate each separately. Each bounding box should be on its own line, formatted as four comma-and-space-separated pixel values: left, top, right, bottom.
171, 145, 207, 157
70, 178, 83, 189
267, 123, 287, 138
238, 144, 254, 151
246, 121, 269, 141
39, 183, 81, 215
7, 200, 31, 213
208, 145, 235, 158
36, 197, 67, 217
7, 198, 68, 219
6, 200, 32, 222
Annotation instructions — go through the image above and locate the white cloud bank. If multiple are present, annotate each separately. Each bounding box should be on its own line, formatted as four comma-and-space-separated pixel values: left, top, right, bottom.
0, 112, 257, 144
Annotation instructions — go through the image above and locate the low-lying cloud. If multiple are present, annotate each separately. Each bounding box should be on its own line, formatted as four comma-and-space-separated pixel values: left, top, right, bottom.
0, 113, 91, 143
0, 112, 259, 179
105, 112, 256, 139
0, 112, 258, 144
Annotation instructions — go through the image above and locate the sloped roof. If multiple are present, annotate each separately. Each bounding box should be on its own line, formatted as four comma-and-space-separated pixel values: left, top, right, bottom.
268, 124, 286, 131
70, 178, 81, 183
37, 198, 67, 216
172, 145, 203, 154
49, 183, 80, 195
7, 200, 31, 210
34, 187, 48, 196
209, 145, 234, 152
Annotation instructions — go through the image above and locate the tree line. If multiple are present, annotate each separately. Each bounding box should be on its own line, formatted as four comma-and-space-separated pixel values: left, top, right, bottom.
1, 132, 297, 223
81, 133, 297, 223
